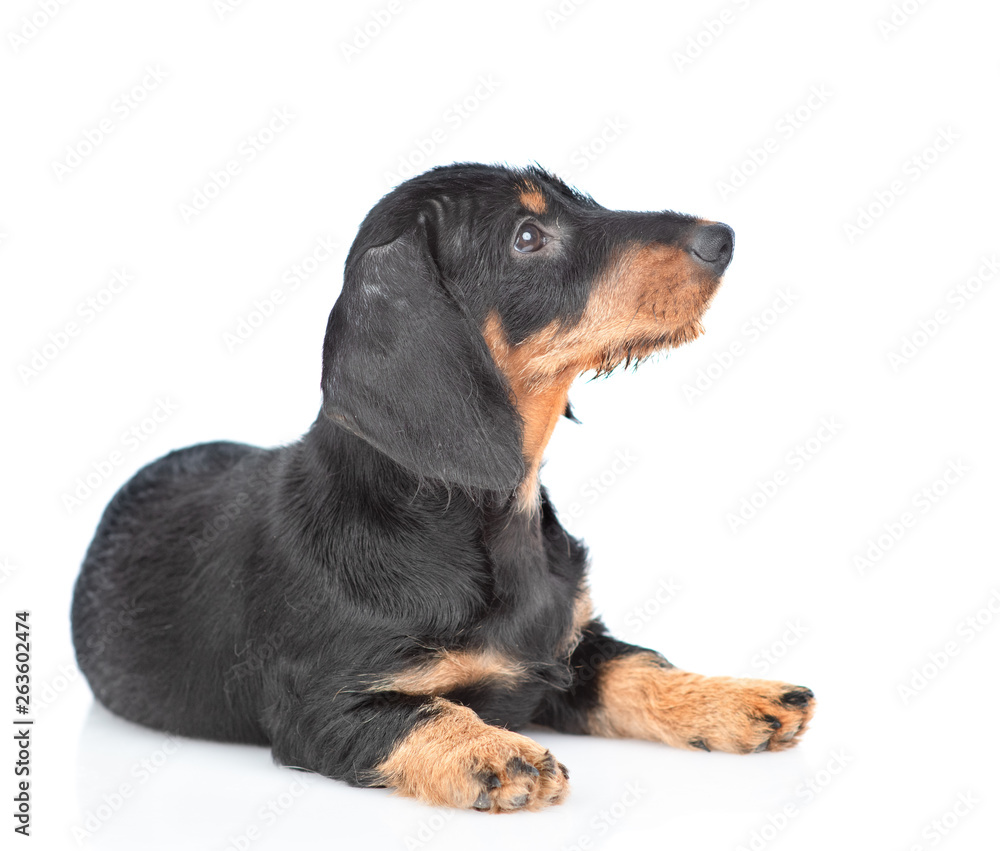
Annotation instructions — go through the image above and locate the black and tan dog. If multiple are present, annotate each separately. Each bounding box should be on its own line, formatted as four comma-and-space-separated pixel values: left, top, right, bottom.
72, 163, 814, 813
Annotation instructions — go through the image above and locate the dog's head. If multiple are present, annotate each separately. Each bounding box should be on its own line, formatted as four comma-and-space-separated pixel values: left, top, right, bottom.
322, 164, 733, 496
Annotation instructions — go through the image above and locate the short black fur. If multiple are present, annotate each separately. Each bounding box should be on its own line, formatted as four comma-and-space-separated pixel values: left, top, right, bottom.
71, 163, 726, 792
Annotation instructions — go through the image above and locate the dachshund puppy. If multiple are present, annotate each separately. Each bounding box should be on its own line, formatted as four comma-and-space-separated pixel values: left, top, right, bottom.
72, 164, 814, 813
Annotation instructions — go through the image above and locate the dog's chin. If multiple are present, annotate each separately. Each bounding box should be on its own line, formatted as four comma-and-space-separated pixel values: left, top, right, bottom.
593, 320, 705, 377
662, 319, 706, 349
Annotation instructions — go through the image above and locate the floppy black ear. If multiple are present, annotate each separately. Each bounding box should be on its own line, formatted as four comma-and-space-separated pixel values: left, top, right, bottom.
321, 226, 525, 491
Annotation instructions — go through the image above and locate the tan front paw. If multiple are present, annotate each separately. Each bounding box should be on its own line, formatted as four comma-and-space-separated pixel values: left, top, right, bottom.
590, 653, 815, 754
674, 677, 815, 753
376, 699, 569, 812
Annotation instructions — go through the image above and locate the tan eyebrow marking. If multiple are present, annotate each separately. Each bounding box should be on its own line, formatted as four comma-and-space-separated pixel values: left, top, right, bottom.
518, 185, 548, 215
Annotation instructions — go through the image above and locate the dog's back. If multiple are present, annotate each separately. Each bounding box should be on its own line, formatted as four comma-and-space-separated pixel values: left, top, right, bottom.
72, 440, 271, 742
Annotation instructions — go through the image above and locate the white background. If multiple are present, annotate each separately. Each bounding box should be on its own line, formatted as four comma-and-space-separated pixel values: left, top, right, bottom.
2, 0, 998, 848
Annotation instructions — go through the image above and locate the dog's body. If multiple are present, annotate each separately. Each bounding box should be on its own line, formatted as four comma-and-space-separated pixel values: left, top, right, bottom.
72, 164, 813, 812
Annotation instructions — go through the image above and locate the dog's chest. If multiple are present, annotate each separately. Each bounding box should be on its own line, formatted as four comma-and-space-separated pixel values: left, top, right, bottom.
477, 506, 583, 665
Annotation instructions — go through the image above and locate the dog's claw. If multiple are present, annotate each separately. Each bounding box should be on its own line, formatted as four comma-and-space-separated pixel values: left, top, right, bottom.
780, 688, 814, 708
762, 714, 782, 731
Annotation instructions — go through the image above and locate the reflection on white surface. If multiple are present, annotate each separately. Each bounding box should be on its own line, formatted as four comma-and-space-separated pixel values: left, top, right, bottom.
75, 699, 462, 849
68, 700, 823, 850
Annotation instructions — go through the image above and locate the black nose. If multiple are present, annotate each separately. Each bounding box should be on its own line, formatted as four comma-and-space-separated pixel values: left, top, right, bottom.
688, 223, 734, 274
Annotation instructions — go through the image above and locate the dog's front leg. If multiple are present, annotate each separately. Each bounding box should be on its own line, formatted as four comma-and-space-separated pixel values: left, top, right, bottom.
266, 690, 569, 812
536, 623, 815, 754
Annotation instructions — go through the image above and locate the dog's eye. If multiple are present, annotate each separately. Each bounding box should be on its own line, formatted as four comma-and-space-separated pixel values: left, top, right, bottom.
514, 224, 546, 253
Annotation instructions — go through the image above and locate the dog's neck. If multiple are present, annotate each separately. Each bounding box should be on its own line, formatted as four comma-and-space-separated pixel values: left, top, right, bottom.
507, 373, 575, 512
480, 313, 584, 513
